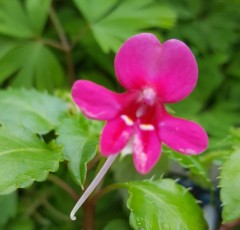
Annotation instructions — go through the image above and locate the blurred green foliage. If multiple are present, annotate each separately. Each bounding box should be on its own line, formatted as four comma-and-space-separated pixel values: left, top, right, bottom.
0, 0, 240, 229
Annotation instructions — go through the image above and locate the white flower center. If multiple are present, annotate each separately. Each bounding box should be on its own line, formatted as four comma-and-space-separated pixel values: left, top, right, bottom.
142, 88, 156, 106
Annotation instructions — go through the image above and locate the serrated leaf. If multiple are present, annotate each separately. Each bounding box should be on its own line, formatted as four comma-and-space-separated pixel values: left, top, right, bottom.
126, 179, 207, 230
0, 124, 62, 195
74, 0, 176, 52
220, 150, 240, 223
57, 116, 102, 186
25, 0, 51, 35
0, 42, 64, 90
0, 89, 68, 134
0, 0, 33, 38
0, 192, 17, 227
168, 151, 213, 189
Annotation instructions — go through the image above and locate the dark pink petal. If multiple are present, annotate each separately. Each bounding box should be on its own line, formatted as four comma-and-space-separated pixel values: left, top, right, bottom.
158, 115, 208, 155
133, 125, 161, 174
115, 33, 198, 102
100, 117, 134, 155
114, 33, 162, 90
153, 39, 198, 103
72, 80, 122, 120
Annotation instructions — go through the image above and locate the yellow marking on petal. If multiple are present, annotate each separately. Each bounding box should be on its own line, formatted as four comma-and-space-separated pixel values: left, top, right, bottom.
139, 124, 155, 131
121, 115, 134, 126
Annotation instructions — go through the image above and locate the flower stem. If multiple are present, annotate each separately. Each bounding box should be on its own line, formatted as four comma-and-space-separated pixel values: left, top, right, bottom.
83, 199, 95, 230
70, 154, 118, 220
219, 219, 240, 230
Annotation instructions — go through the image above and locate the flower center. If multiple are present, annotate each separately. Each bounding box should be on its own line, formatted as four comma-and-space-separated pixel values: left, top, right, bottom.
142, 87, 156, 106
120, 88, 158, 127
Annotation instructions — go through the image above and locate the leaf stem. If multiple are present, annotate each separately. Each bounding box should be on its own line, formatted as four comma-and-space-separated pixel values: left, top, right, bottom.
33, 211, 51, 226
49, 5, 75, 85
48, 174, 79, 201
41, 38, 65, 51
43, 200, 70, 221
24, 190, 52, 217
93, 182, 126, 202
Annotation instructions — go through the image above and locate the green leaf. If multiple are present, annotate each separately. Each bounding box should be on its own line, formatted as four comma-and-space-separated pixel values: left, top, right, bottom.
5, 218, 34, 230
74, 0, 176, 52
103, 219, 131, 230
0, 192, 17, 227
168, 150, 213, 189
0, 124, 62, 195
0, 89, 68, 134
198, 103, 240, 141
227, 51, 240, 79
25, 0, 51, 35
194, 54, 226, 102
113, 153, 169, 183
0, 37, 19, 59
0, 43, 26, 84
0, 0, 33, 38
126, 179, 207, 230
220, 150, 240, 223
57, 116, 102, 186
0, 42, 64, 90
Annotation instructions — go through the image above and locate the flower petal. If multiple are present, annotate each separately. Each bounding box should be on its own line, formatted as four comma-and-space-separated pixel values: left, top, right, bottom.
100, 116, 134, 155
154, 39, 198, 103
133, 125, 161, 174
159, 115, 208, 155
115, 33, 198, 102
72, 80, 122, 120
114, 33, 162, 90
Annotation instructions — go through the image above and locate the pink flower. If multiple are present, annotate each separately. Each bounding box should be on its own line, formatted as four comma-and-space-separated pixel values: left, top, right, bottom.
72, 33, 208, 174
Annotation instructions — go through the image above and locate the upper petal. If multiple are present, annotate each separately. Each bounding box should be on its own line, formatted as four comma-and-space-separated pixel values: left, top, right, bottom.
72, 80, 122, 120
158, 115, 208, 155
115, 33, 162, 90
114, 33, 198, 103
100, 116, 134, 155
153, 39, 198, 103
133, 125, 161, 174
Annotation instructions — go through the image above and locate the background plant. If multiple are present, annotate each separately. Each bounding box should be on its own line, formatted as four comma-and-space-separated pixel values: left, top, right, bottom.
0, 0, 239, 229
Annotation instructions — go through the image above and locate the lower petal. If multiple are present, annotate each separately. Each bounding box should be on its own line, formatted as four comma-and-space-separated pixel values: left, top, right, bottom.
133, 126, 161, 174
100, 117, 134, 155
158, 115, 208, 155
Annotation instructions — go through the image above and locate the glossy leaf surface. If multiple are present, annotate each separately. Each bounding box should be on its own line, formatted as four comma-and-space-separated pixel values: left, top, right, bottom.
126, 179, 207, 230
